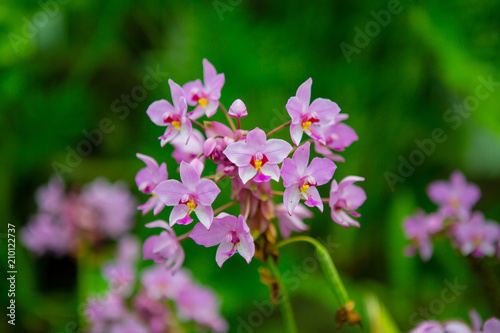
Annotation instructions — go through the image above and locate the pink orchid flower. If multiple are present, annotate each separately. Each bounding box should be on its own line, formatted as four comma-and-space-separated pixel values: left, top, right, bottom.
403, 210, 443, 261
286, 78, 340, 146
223, 127, 292, 184
183, 59, 225, 119
276, 203, 312, 239
189, 213, 255, 267
147, 79, 191, 146
427, 171, 481, 220
281, 141, 336, 214
135, 153, 168, 216
143, 220, 185, 273
329, 176, 366, 228
171, 129, 205, 164
314, 114, 358, 162
153, 162, 220, 229
452, 212, 500, 258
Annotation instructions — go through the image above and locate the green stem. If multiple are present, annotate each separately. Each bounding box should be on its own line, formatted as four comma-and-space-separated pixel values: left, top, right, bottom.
267, 256, 298, 333
276, 236, 348, 307
219, 103, 237, 132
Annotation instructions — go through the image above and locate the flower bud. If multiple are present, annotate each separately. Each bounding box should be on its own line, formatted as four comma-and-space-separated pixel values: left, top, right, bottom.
228, 99, 248, 118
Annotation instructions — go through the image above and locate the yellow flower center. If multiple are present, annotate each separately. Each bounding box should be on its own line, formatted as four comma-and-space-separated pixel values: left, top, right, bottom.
299, 184, 310, 194
186, 200, 197, 212
302, 121, 312, 131
171, 121, 181, 130
253, 159, 263, 171
198, 98, 208, 108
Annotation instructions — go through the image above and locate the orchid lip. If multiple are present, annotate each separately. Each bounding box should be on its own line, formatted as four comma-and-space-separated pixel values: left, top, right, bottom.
163, 114, 181, 128
226, 231, 240, 244
299, 176, 317, 190
192, 93, 208, 108
250, 154, 269, 171
139, 182, 155, 193
301, 114, 320, 130
179, 194, 197, 212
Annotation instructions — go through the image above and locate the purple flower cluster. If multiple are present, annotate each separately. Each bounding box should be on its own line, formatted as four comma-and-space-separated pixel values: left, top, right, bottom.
21, 177, 137, 256
86, 236, 228, 333
137, 59, 366, 270
409, 310, 500, 333
403, 171, 500, 261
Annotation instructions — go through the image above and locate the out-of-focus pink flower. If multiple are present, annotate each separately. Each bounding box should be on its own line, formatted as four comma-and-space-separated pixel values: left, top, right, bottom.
80, 178, 137, 238
183, 59, 225, 119
135, 153, 168, 216
35, 176, 65, 214
408, 310, 500, 333
280, 141, 336, 214
141, 265, 191, 301
329, 176, 366, 228
483, 318, 500, 333
409, 320, 472, 333
153, 162, 220, 228
286, 78, 340, 146
469, 310, 500, 333
452, 212, 500, 258
133, 292, 170, 333
427, 171, 481, 220
85, 293, 125, 325
223, 127, 292, 184
190, 213, 255, 267
20, 213, 75, 256
403, 210, 443, 261
171, 129, 205, 164
147, 79, 191, 146
228, 99, 248, 118
102, 236, 140, 296
176, 284, 228, 332
143, 220, 184, 273
109, 317, 149, 333
276, 203, 312, 239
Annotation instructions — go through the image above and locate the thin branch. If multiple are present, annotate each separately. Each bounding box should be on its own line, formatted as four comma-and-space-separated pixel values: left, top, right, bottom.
177, 231, 191, 242
191, 119, 206, 131
267, 121, 291, 138
244, 192, 251, 220
219, 103, 237, 132
214, 201, 238, 215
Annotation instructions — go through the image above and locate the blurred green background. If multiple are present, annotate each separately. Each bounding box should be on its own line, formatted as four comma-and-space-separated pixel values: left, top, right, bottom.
2, 0, 500, 332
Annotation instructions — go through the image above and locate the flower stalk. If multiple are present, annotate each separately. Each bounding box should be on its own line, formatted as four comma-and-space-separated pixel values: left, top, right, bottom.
267, 256, 298, 333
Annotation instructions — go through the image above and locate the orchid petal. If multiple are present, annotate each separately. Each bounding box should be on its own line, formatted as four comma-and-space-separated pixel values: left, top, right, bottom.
238, 165, 258, 184
296, 78, 312, 106
216, 241, 235, 267
284, 186, 301, 215
147, 100, 174, 126
169, 204, 191, 226
262, 139, 292, 164
194, 205, 214, 230
223, 142, 253, 166
190, 220, 231, 247
305, 157, 336, 185
153, 180, 188, 206
179, 162, 201, 190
